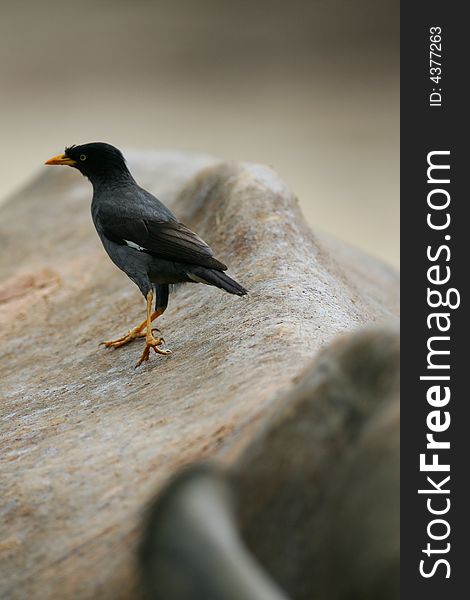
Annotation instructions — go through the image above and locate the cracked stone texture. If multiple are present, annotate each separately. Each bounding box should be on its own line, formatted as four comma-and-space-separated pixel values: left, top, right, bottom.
0, 151, 399, 599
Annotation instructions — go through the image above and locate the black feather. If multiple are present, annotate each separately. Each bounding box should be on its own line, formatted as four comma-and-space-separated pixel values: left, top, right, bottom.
154, 284, 169, 312
99, 213, 228, 271
188, 266, 248, 296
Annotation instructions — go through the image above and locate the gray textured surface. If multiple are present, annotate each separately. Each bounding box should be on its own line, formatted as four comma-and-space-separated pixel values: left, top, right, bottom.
233, 328, 400, 600
139, 328, 399, 600
0, 152, 398, 598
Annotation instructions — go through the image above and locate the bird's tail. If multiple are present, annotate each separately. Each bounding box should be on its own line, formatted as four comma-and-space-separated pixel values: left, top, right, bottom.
187, 266, 248, 296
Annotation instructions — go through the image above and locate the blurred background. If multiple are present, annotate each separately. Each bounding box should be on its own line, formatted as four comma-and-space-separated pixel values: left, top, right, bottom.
0, 0, 399, 266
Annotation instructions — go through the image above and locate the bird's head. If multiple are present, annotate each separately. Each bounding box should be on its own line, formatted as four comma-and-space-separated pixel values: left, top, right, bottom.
45, 142, 131, 182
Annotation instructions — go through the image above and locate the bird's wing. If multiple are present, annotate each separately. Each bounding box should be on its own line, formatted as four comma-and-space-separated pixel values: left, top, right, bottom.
99, 212, 228, 270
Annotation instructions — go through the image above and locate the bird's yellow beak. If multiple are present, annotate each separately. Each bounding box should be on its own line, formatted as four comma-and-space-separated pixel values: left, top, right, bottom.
45, 153, 77, 166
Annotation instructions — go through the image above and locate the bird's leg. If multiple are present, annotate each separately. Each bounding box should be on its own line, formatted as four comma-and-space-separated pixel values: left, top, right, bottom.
135, 290, 171, 367
100, 310, 162, 349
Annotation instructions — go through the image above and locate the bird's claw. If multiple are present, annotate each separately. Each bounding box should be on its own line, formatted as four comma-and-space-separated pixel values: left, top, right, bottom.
135, 336, 171, 368
100, 331, 137, 349
100, 326, 162, 349
150, 328, 163, 340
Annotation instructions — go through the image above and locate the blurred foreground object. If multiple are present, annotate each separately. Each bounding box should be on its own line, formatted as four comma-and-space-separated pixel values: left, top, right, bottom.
140, 466, 289, 600
0, 152, 398, 598
140, 328, 399, 600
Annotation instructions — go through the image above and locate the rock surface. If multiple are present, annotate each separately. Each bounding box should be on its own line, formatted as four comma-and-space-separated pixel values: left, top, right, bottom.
0, 151, 398, 599
139, 328, 399, 600
233, 327, 400, 600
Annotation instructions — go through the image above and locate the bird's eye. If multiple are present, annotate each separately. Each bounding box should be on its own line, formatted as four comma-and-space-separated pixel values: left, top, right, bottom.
80, 154, 87, 161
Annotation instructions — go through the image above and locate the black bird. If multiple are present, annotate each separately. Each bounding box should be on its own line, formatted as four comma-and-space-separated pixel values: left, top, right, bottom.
45, 142, 247, 367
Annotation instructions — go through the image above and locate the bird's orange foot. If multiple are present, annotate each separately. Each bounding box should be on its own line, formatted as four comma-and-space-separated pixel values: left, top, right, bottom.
135, 334, 171, 368
100, 327, 161, 349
